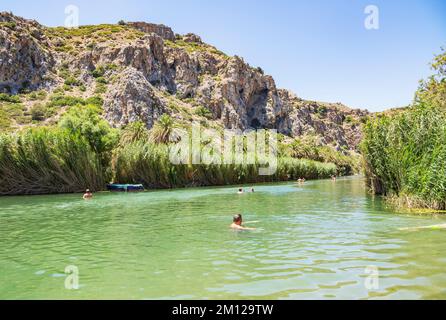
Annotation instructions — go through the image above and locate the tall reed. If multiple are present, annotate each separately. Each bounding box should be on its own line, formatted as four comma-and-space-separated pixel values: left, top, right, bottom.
361, 104, 446, 209
114, 141, 337, 189
0, 127, 106, 195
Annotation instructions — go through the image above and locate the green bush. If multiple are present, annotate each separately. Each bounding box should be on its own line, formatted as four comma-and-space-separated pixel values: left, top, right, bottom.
195, 106, 213, 119
47, 94, 85, 108
0, 21, 17, 30
31, 104, 49, 121
2, 103, 24, 117
28, 90, 47, 101
45, 94, 103, 109
96, 77, 108, 84
316, 105, 328, 117
91, 64, 118, 78
95, 83, 107, 94
0, 93, 20, 103
345, 115, 354, 124
0, 109, 11, 130
59, 104, 118, 155
91, 67, 106, 78
64, 76, 81, 87
85, 96, 104, 107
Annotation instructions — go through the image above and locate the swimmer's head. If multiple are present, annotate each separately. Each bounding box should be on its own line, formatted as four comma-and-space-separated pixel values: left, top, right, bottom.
233, 214, 242, 225
239, 188, 243, 192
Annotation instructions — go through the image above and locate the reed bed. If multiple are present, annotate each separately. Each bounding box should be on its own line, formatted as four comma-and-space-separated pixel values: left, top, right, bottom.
0, 127, 106, 195
361, 104, 446, 210
114, 141, 337, 189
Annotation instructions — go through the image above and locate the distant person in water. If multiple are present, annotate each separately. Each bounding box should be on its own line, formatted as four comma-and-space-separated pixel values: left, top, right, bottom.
238, 188, 244, 194
83, 189, 93, 200
331, 175, 337, 181
251, 188, 255, 193
231, 214, 256, 231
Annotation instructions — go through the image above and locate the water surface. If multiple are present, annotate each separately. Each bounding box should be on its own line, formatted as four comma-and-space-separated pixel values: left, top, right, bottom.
1, 177, 445, 299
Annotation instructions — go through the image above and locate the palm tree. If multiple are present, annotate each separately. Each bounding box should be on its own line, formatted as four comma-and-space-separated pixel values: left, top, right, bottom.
119, 121, 149, 146
149, 114, 176, 144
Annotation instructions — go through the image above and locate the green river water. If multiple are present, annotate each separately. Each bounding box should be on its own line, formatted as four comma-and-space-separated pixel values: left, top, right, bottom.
1, 176, 445, 300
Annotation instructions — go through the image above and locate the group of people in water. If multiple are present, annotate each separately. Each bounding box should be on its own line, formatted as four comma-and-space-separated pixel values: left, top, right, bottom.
232, 176, 337, 231
84, 177, 338, 231
237, 187, 255, 194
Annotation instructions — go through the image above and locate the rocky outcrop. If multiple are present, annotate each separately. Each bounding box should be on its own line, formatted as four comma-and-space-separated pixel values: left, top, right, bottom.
192, 56, 281, 130
127, 22, 175, 41
0, 12, 55, 93
183, 33, 202, 43
104, 67, 165, 128
277, 90, 368, 149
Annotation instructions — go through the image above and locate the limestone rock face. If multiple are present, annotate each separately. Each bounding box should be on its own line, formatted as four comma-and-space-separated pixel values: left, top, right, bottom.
183, 33, 202, 43
70, 33, 175, 93
0, 12, 55, 93
127, 22, 175, 41
1, 12, 369, 150
104, 67, 165, 128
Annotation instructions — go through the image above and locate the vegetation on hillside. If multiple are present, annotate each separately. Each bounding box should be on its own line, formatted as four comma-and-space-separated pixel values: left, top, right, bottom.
362, 49, 446, 210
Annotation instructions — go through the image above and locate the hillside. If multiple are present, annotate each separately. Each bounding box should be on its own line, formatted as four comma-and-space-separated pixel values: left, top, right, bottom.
0, 12, 368, 151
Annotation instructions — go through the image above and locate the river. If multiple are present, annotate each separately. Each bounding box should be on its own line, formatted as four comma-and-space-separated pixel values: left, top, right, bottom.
1, 176, 445, 299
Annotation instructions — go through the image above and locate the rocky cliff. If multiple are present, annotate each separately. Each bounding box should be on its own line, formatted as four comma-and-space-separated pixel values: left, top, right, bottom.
0, 12, 368, 150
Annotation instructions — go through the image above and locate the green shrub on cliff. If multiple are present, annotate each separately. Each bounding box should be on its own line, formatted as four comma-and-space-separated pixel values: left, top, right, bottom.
0, 93, 20, 103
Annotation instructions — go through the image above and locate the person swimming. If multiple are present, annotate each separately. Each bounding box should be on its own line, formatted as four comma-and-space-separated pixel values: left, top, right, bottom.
237, 188, 244, 194
230, 214, 256, 231
83, 189, 93, 200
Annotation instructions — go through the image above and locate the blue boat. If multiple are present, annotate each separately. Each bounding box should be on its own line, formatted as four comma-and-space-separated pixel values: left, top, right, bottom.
106, 184, 145, 192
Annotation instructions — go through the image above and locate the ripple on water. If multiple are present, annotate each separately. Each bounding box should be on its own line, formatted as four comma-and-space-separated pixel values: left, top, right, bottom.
1, 177, 446, 299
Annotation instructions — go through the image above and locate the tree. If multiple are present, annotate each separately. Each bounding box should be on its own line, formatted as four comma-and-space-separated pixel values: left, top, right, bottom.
59, 104, 118, 155
149, 114, 176, 144
119, 121, 149, 146
416, 48, 446, 109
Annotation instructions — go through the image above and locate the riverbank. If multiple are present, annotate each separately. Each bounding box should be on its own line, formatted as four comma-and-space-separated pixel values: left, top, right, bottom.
0, 114, 357, 195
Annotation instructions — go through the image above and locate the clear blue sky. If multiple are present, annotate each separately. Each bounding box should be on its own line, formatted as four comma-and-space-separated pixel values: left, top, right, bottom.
2, 0, 445, 111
